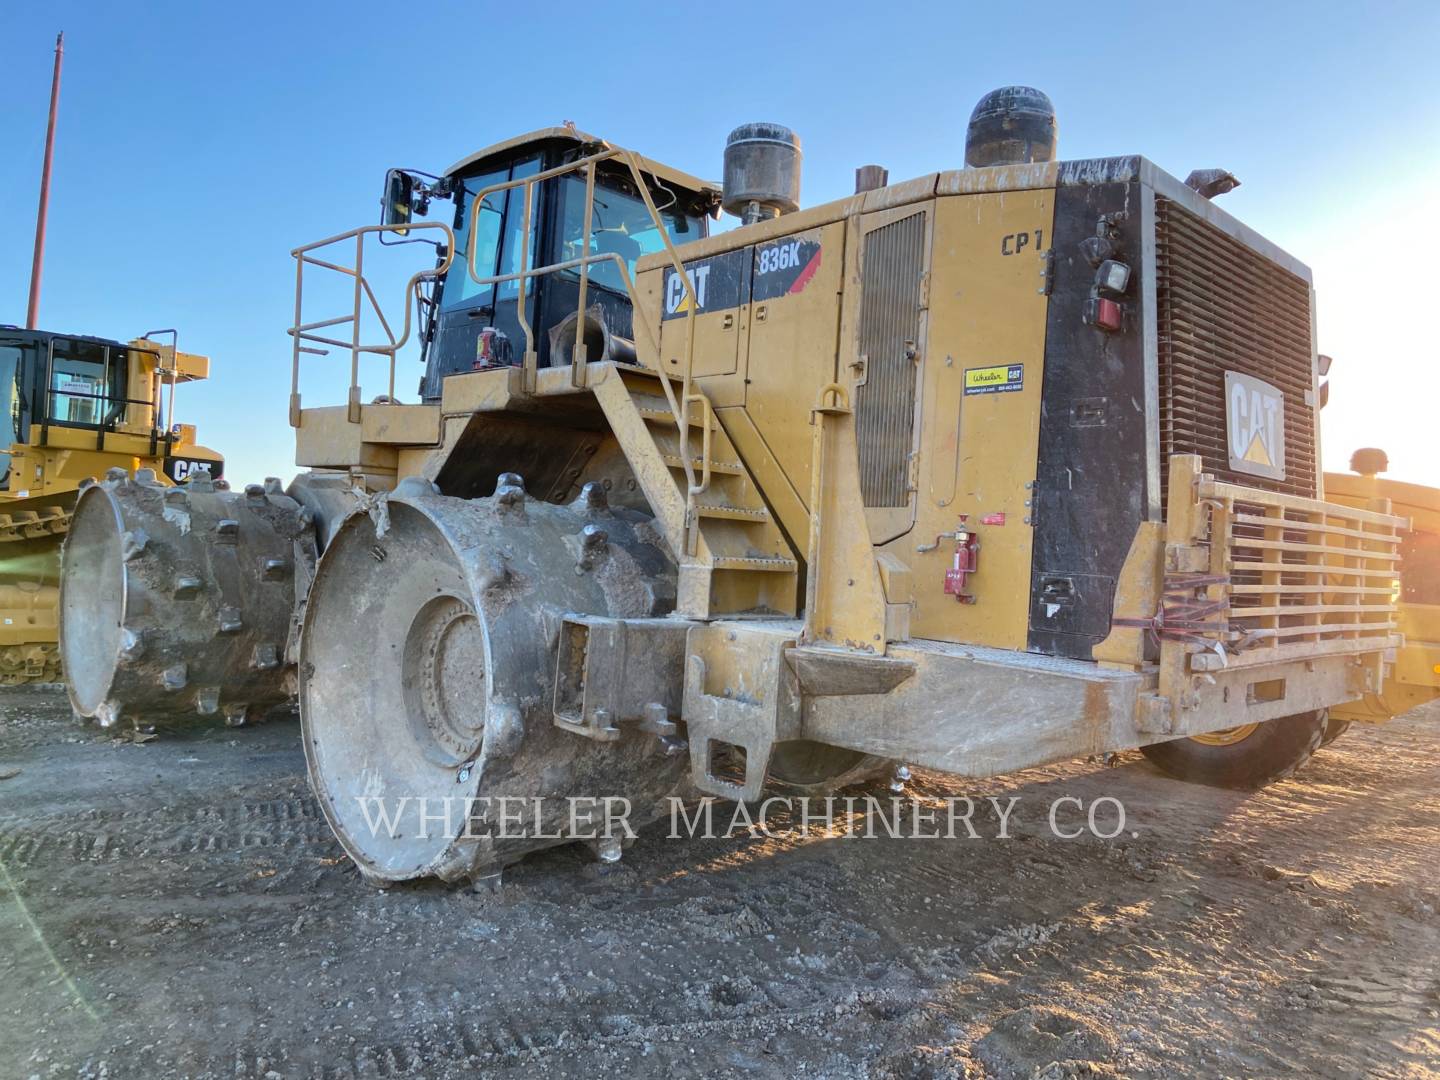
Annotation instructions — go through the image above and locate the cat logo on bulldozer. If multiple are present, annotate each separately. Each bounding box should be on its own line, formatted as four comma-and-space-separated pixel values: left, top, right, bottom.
1225, 371, 1286, 481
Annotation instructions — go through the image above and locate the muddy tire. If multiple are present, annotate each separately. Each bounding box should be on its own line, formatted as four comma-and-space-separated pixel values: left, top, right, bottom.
1140, 710, 1327, 789
1320, 716, 1352, 747
60, 467, 315, 731
299, 476, 687, 884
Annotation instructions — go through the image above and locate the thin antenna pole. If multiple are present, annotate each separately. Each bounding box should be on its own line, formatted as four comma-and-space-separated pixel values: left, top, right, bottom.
26, 32, 64, 330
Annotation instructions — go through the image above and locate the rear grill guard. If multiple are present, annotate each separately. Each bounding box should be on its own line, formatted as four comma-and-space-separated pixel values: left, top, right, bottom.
1155, 199, 1318, 510
1161, 455, 1404, 676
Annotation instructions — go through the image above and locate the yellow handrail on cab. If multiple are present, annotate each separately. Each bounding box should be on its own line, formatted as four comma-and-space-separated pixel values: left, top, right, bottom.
288, 144, 712, 555
459, 144, 705, 545
287, 221, 455, 426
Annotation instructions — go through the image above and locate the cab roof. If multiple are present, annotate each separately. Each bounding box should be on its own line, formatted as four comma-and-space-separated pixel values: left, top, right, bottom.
444, 126, 721, 206
0, 327, 135, 351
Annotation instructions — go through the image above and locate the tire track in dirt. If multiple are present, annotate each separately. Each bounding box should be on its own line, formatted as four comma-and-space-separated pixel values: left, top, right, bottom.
0, 795, 334, 869
3, 690, 1438, 1079
178, 986, 930, 1079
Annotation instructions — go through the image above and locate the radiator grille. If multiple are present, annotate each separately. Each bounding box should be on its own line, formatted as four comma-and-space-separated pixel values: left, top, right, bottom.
1155, 199, 1317, 509
855, 212, 926, 508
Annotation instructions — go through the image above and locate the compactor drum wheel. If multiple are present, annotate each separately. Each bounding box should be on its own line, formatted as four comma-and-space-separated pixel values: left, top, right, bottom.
300, 477, 687, 885
1140, 710, 1328, 790
60, 468, 315, 730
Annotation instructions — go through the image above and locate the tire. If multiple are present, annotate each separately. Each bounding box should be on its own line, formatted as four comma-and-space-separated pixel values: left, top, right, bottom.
1320, 716, 1352, 747
1140, 710, 1327, 790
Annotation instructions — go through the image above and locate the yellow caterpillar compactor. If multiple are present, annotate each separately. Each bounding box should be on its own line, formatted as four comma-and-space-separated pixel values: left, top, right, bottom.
57, 89, 1429, 885
1324, 449, 1440, 734
0, 329, 224, 684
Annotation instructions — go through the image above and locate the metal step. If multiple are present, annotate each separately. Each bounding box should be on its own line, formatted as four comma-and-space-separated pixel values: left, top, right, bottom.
633, 395, 713, 429
694, 502, 771, 522
660, 453, 745, 476
712, 554, 798, 573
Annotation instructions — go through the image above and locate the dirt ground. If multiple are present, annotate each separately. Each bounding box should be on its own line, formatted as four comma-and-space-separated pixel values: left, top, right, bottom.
1, 687, 1437, 1079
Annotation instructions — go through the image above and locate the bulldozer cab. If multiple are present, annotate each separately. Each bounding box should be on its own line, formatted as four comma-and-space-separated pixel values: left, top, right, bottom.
412, 128, 719, 399
0, 330, 130, 485
0, 328, 214, 492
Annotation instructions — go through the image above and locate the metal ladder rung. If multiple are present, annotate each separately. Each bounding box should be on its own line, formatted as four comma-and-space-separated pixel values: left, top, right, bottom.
661, 454, 744, 476
694, 503, 771, 522
635, 401, 713, 430
711, 554, 798, 573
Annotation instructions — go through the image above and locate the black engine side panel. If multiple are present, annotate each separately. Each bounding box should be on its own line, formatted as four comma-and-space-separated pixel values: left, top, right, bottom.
1027, 180, 1150, 660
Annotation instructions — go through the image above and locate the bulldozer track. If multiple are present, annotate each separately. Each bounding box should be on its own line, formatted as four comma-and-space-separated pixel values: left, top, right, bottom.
0, 502, 73, 543
0, 643, 60, 686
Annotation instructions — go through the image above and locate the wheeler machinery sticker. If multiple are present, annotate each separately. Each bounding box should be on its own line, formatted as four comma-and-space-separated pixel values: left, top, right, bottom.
1224, 370, 1286, 481
963, 364, 1024, 395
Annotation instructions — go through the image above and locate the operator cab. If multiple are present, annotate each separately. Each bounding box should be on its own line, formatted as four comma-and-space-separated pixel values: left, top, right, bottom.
0, 330, 138, 488
390, 128, 719, 401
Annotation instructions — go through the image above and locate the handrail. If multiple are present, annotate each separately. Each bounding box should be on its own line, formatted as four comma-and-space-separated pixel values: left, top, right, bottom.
40, 384, 169, 452
286, 144, 713, 554
137, 329, 180, 451
812, 383, 852, 414
459, 145, 706, 547
461, 151, 696, 373
461, 249, 659, 356
687, 394, 714, 494
36, 337, 176, 454
287, 221, 455, 425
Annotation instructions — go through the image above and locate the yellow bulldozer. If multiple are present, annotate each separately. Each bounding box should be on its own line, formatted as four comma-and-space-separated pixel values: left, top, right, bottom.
55, 88, 1431, 886
1325, 449, 1440, 734
0, 328, 223, 684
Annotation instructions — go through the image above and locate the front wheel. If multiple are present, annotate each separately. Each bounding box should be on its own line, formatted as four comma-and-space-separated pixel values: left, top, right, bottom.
1320, 716, 1352, 747
1140, 710, 1327, 789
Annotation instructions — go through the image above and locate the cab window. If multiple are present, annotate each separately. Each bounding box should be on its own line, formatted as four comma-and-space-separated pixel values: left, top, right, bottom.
442, 156, 542, 311
497, 157, 541, 301
556, 176, 704, 294
45, 339, 124, 428
0, 344, 25, 488
443, 167, 504, 311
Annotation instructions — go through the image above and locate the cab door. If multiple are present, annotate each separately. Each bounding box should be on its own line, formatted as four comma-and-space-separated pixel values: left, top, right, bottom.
41, 338, 125, 431
0, 337, 32, 488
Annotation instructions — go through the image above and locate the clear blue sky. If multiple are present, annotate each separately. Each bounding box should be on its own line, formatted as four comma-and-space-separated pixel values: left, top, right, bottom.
3, 0, 1437, 485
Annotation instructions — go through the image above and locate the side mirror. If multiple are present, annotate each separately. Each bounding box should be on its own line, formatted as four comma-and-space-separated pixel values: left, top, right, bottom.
382, 169, 415, 236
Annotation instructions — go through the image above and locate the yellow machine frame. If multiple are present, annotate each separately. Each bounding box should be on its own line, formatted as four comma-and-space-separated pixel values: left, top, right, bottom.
286, 141, 1410, 797
0, 337, 221, 683
1325, 470, 1440, 720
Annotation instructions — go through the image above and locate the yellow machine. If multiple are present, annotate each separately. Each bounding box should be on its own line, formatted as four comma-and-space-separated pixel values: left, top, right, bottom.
1325, 450, 1440, 730
0, 328, 222, 683
60, 89, 1418, 885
